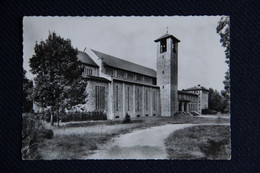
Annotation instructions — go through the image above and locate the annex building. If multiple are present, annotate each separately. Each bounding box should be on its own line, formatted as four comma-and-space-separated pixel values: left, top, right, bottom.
34, 33, 208, 120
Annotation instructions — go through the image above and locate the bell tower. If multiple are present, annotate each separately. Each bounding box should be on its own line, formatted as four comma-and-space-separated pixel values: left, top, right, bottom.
154, 32, 180, 116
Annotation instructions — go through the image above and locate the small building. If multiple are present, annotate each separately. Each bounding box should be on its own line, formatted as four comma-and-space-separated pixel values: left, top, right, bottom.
182, 85, 209, 113
178, 90, 199, 112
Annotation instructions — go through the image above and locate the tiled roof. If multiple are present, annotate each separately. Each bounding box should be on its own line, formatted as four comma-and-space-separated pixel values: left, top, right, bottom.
184, 85, 209, 91
77, 51, 99, 67
91, 49, 156, 78
154, 33, 180, 43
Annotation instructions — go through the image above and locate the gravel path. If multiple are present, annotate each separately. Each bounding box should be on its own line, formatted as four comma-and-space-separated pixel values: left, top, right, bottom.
84, 124, 195, 159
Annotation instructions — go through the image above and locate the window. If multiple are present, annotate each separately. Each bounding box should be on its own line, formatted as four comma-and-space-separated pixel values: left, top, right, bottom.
144, 76, 150, 82
137, 89, 140, 111
136, 74, 142, 81
127, 87, 130, 111
95, 86, 105, 111
105, 67, 113, 75
145, 90, 148, 110
162, 85, 164, 89
115, 85, 119, 111
172, 42, 176, 53
117, 69, 125, 78
162, 71, 164, 74
127, 73, 134, 80
153, 91, 156, 111
160, 39, 167, 53
84, 67, 93, 76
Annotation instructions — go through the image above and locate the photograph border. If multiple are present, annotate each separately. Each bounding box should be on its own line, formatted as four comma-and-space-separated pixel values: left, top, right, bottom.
0, 0, 259, 172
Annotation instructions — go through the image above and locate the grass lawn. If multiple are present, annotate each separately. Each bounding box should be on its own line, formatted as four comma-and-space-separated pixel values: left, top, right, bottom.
31, 114, 229, 159
164, 125, 231, 160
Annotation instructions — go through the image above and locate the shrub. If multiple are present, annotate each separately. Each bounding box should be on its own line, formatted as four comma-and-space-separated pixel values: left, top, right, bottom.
202, 109, 218, 115
122, 113, 131, 124
60, 111, 107, 122
22, 113, 53, 160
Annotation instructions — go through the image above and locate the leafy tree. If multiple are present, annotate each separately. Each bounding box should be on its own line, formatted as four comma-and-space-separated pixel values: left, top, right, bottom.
208, 88, 229, 113
23, 69, 33, 112
217, 16, 230, 65
29, 32, 87, 125
217, 16, 230, 112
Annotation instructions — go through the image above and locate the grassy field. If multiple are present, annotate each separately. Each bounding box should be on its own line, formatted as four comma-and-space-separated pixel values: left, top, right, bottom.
25, 114, 230, 159
164, 125, 231, 160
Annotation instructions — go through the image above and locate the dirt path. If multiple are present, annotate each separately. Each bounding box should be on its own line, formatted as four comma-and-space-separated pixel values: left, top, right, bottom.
84, 124, 195, 159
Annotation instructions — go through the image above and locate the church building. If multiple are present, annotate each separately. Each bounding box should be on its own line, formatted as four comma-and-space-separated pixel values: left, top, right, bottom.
33, 33, 209, 119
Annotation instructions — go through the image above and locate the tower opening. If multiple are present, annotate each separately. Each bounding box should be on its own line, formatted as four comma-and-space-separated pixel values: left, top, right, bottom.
160, 39, 167, 53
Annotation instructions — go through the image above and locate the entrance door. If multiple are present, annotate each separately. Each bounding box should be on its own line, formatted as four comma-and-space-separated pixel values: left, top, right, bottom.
179, 102, 182, 111
184, 103, 187, 112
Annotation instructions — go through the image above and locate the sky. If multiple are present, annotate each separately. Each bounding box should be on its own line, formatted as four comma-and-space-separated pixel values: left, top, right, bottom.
23, 16, 228, 91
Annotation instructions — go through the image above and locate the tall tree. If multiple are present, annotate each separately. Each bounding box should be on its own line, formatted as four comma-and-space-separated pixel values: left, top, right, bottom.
217, 16, 230, 112
23, 69, 33, 112
208, 88, 228, 113
29, 32, 87, 125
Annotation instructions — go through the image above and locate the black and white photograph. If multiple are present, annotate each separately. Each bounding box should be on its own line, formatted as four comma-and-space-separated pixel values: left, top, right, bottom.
22, 16, 230, 160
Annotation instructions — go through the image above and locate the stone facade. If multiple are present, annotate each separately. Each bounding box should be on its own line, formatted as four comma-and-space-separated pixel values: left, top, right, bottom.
155, 34, 179, 116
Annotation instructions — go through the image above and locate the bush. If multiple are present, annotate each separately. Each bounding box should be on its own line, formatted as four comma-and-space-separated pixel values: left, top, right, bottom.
60, 111, 107, 122
22, 113, 53, 160
122, 113, 131, 124
202, 109, 218, 115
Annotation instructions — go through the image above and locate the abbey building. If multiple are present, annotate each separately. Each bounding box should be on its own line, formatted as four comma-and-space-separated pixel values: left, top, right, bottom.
33, 33, 208, 119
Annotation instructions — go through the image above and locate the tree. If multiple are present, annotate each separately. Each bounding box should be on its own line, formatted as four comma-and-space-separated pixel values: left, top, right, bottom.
29, 32, 87, 125
217, 16, 230, 112
208, 88, 228, 113
23, 69, 33, 112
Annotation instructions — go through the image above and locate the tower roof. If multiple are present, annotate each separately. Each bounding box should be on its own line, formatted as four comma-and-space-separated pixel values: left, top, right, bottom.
154, 33, 180, 43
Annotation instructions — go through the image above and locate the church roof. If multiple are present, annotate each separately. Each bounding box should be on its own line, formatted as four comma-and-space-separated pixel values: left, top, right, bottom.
91, 49, 157, 78
184, 85, 209, 91
154, 33, 180, 43
77, 51, 99, 67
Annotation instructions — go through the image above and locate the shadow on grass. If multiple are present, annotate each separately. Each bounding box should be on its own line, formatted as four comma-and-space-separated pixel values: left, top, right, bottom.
164, 125, 231, 160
